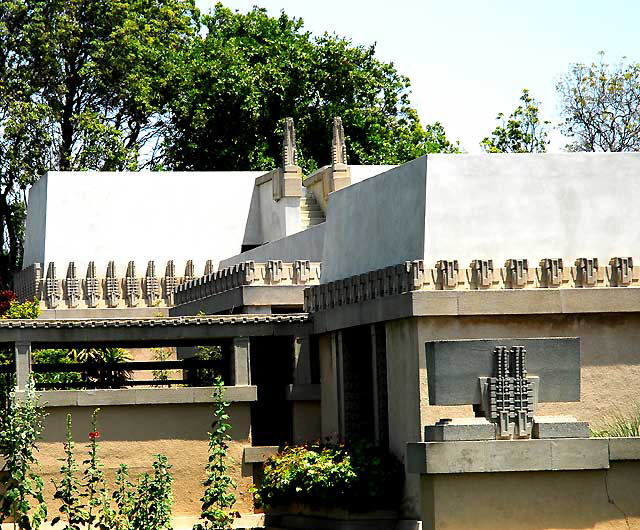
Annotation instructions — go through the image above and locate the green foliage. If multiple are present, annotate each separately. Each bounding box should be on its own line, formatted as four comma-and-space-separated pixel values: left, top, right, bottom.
481, 89, 549, 153
165, 4, 459, 174
254, 441, 403, 511
0, 380, 48, 529
129, 455, 174, 530
193, 376, 237, 530
1, 298, 40, 319
53, 411, 174, 530
557, 52, 640, 152
51, 414, 85, 529
32, 349, 83, 388
192, 345, 222, 386
0, 0, 199, 284
591, 404, 640, 438
151, 347, 172, 385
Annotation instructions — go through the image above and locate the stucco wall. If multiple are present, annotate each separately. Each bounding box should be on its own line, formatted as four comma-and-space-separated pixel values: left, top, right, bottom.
415, 313, 640, 428
420, 462, 640, 530
38, 403, 255, 516
322, 157, 427, 282
242, 178, 301, 247
423, 152, 640, 266
23, 170, 262, 274
220, 223, 325, 269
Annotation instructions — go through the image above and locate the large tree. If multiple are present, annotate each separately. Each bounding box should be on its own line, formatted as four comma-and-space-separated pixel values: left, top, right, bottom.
0, 0, 198, 284
164, 4, 459, 173
557, 54, 640, 152
480, 89, 549, 153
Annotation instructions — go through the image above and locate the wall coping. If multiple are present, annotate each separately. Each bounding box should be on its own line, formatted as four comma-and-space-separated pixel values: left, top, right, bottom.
407, 437, 640, 475
17, 386, 258, 407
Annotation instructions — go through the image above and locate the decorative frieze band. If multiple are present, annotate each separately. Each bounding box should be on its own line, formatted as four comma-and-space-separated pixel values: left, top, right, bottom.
303, 257, 639, 312
174, 260, 321, 306
14, 260, 204, 310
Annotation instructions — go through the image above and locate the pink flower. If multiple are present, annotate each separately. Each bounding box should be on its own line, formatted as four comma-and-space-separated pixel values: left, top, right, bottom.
89, 431, 100, 440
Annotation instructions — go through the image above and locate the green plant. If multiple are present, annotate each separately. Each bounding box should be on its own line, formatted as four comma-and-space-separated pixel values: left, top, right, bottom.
130, 454, 174, 530
591, 404, 640, 437
193, 376, 238, 530
254, 441, 403, 511
83, 409, 108, 526
1, 298, 40, 319
71, 348, 133, 388
151, 347, 172, 386
192, 345, 222, 387
32, 349, 83, 388
0, 379, 48, 529
52, 414, 85, 529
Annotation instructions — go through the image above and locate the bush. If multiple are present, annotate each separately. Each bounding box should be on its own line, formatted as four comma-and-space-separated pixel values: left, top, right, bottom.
32, 349, 83, 388
1, 298, 40, 319
254, 442, 403, 511
0, 290, 16, 315
591, 404, 640, 437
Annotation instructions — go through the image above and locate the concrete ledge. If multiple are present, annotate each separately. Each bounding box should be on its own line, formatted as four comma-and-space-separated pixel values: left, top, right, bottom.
286, 384, 321, 401
243, 446, 280, 463
407, 439, 610, 474
23, 386, 258, 407
608, 437, 640, 460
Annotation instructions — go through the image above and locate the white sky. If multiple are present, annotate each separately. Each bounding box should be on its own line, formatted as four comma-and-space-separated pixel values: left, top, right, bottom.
196, 0, 640, 153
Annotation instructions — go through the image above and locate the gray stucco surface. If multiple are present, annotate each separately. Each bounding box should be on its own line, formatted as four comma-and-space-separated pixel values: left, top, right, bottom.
321, 157, 427, 282
425, 337, 581, 405
220, 222, 325, 268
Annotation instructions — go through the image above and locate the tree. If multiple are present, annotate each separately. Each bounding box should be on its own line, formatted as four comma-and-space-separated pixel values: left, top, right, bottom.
557, 53, 640, 152
0, 0, 199, 285
164, 4, 459, 174
480, 89, 549, 153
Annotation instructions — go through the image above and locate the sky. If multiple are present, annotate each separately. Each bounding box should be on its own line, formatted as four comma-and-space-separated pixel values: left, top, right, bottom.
195, 0, 640, 153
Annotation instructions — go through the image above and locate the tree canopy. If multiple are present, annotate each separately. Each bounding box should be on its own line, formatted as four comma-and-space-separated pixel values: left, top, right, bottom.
557, 54, 640, 152
480, 89, 549, 153
163, 4, 459, 173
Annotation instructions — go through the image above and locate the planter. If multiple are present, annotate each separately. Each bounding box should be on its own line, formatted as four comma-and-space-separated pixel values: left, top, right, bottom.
264, 504, 401, 530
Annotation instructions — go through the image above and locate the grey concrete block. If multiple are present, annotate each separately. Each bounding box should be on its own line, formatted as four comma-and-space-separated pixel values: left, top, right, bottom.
221, 385, 258, 402
134, 388, 194, 405
407, 439, 609, 475
550, 438, 609, 470
608, 437, 640, 460
425, 337, 580, 405
78, 389, 136, 406
243, 446, 280, 463
533, 416, 590, 439
35, 390, 78, 407
424, 418, 495, 441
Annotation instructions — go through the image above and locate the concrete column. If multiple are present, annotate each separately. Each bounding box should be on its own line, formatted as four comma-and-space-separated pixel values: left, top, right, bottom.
335, 330, 345, 440
293, 335, 311, 385
230, 337, 251, 385
319, 332, 339, 442
371, 324, 381, 445
15, 341, 32, 391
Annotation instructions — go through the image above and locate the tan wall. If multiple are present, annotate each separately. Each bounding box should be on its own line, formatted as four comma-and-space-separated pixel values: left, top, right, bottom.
420, 461, 640, 530
292, 401, 322, 444
37, 403, 254, 517
415, 313, 640, 429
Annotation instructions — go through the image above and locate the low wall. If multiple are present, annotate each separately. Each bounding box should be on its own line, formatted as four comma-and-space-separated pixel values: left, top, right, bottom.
420, 461, 640, 530
34, 388, 257, 516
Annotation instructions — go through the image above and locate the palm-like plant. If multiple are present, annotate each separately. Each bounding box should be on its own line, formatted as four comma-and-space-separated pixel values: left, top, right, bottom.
70, 348, 133, 389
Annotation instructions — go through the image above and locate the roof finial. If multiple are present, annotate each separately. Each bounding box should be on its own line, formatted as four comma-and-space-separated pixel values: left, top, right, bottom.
283, 117, 297, 168
332, 117, 347, 165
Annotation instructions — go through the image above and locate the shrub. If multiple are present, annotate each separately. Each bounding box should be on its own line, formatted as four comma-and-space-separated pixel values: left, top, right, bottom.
591, 404, 640, 437
0, 290, 17, 315
2, 298, 40, 319
254, 441, 404, 511
32, 349, 83, 388
0, 380, 48, 529
193, 376, 238, 530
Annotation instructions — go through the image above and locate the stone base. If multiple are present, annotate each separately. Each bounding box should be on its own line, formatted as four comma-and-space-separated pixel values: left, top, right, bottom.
533, 415, 590, 439
425, 418, 495, 441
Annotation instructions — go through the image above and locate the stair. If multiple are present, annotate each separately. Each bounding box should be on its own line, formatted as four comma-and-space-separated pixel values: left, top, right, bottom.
299, 190, 325, 229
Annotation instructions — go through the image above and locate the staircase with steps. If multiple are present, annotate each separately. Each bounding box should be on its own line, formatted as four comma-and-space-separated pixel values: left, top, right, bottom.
299, 190, 325, 229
